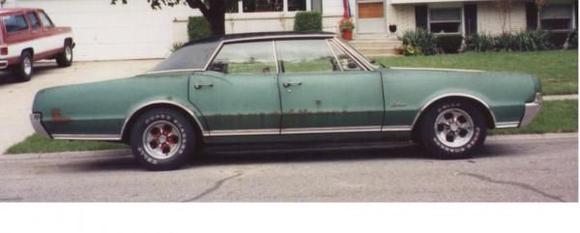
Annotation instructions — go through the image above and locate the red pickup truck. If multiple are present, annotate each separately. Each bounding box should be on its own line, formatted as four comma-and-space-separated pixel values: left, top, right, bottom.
0, 8, 74, 81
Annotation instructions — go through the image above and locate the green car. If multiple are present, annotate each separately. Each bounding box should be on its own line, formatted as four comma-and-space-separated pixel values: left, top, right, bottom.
30, 32, 542, 170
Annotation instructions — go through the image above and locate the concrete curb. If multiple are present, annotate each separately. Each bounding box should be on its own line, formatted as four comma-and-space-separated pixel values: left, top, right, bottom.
1, 133, 576, 160
544, 95, 578, 101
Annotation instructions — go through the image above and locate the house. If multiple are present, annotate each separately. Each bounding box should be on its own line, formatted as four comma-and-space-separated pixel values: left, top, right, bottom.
1, 0, 576, 60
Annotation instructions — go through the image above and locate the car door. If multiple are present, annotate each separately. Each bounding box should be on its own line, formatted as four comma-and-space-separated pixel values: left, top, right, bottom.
276, 39, 384, 134
24, 11, 44, 58
189, 40, 281, 136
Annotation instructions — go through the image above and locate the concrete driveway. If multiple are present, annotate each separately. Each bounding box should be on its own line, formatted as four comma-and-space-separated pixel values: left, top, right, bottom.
0, 59, 161, 154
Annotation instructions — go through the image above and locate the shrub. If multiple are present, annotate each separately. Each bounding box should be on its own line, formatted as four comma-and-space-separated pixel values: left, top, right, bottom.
339, 18, 355, 31
171, 42, 184, 53
465, 31, 554, 52
436, 35, 463, 53
400, 29, 437, 56
294, 12, 322, 32
188, 16, 212, 41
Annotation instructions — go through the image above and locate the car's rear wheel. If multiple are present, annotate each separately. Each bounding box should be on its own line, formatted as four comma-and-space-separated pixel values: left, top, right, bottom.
13, 51, 33, 81
130, 108, 197, 170
419, 100, 487, 159
56, 42, 73, 67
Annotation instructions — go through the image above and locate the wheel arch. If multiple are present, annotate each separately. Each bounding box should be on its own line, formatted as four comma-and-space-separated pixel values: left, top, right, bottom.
22, 47, 34, 57
120, 101, 207, 143
411, 94, 497, 137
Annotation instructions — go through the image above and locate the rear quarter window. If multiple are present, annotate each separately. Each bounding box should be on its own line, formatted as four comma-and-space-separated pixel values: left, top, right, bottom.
2, 14, 29, 33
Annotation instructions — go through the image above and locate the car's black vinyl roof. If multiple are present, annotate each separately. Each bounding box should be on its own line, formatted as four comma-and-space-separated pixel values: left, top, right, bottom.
183, 31, 335, 47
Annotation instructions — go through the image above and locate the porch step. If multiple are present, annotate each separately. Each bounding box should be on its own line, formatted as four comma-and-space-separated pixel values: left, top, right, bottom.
348, 36, 402, 57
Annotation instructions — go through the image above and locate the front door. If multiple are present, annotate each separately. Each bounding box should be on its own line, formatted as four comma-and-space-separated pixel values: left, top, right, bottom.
189, 41, 281, 136
357, 0, 386, 34
276, 39, 384, 134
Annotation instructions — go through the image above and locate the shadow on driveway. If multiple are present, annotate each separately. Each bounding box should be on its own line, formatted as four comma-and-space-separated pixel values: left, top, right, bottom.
59, 141, 520, 173
0, 62, 62, 85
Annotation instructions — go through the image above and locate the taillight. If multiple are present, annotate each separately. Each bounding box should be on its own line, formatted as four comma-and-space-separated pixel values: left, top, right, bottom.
0, 45, 7, 56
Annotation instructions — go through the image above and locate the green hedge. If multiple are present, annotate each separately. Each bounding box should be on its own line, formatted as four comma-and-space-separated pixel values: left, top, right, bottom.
294, 12, 322, 32
465, 31, 555, 52
188, 16, 212, 41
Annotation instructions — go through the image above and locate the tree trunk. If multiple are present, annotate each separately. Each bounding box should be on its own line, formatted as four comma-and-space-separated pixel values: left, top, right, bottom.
207, 0, 226, 36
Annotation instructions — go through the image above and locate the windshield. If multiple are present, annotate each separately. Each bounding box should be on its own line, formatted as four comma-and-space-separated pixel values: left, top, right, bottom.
151, 40, 220, 72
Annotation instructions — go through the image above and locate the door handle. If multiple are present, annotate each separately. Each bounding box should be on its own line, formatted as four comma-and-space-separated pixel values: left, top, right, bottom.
282, 81, 302, 88
193, 83, 214, 89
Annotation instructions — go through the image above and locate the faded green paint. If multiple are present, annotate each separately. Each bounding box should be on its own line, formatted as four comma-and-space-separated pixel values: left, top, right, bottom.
279, 71, 384, 128
32, 67, 540, 142
189, 71, 281, 131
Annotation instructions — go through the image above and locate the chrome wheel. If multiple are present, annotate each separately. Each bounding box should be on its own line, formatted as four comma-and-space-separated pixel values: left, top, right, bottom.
434, 108, 475, 148
142, 120, 183, 160
65, 46, 72, 62
23, 56, 32, 75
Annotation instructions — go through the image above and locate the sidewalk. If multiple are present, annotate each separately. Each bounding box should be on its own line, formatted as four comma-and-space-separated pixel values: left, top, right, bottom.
0, 59, 161, 154
543, 94, 578, 101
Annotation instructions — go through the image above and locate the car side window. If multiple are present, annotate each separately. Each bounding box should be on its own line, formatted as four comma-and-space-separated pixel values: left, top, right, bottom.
208, 41, 276, 75
328, 41, 363, 71
2, 14, 29, 33
26, 12, 42, 29
38, 11, 54, 28
276, 39, 339, 73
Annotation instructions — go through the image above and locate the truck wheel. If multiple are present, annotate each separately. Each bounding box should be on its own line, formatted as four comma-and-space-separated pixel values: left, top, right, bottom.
13, 51, 33, 81
56, 42, 73, 67
130, 108, 197, 171
419, 100, 487, 159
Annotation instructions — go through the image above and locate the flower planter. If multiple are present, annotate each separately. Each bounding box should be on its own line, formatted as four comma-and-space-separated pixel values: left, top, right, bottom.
342, 30, 353, 41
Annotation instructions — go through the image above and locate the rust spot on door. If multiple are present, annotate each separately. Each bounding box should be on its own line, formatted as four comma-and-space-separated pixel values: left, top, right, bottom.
51, 108, 71, 123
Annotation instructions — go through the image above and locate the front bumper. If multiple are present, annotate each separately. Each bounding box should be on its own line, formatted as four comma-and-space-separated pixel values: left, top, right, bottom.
30, 113, 51, 138
520, 93, 543, 127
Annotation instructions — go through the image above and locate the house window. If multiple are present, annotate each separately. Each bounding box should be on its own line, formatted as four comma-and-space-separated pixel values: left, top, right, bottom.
429, 8, 462, 34
540, 4, 573, 31
240, 0, 307, 13
226, 0, 240, 13
243, 0, 284, 12
288, 0, 307, 11
2, 14, 29, 33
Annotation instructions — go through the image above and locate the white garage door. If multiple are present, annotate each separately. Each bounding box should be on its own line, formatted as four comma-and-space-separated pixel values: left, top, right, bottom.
11, 0, 195, 61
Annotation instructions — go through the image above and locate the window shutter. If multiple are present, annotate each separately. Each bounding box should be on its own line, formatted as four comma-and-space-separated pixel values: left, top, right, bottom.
464, 4, 477, 36
415, 5, 428, 30
526, 2, 538, 30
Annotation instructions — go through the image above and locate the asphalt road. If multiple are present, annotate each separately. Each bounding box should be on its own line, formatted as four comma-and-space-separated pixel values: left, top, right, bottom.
0, 133, 577, 202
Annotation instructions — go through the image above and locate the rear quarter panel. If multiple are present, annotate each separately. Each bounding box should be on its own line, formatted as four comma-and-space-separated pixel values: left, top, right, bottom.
381, 69, 536, 127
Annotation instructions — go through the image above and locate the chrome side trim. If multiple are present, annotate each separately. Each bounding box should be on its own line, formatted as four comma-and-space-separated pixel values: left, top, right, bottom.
381, 125, 412, 131
281, 126, 382, 135
223, 34, 334, 44
410, 93, 498, 129
52, 134, 121, 141
30, 113, 51, 138
495, 122, 521, 129
209, 129, 280, 137
390, 67, 484, 73
120, 100, 208, 140
272, 40, 279, 73
146, 69, 203, 75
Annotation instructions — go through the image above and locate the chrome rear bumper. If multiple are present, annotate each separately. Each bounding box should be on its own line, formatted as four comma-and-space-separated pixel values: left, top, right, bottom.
520, 93, 543, 127
30, 113, 51, 138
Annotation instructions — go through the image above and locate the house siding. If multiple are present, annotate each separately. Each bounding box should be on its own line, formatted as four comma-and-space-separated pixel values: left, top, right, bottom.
477, 1, 527, 35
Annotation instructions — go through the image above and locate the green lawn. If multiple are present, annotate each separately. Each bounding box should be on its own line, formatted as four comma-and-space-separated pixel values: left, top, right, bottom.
376, 50, 578, 95
492, 100, 577, 135
5, 134, 127, 154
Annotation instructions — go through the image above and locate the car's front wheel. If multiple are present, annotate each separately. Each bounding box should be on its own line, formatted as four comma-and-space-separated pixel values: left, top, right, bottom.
419, 100, 487, 159
130, 108, 197, 170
